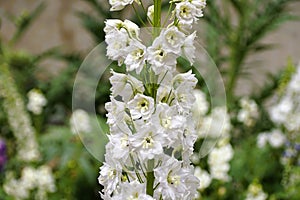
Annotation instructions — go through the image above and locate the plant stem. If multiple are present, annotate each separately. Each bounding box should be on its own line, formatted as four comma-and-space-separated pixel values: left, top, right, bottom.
153, 0, 162, 38
146, 159, 155, 196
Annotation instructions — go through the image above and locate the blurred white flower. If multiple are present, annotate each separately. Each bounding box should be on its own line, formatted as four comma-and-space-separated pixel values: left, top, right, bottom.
108, 0, 133, 11
70, 109, 91, 134
147, 5, 154, 23
194, 166, 211, 190
257, 129, 286, 148
27, 89, 47, 115
208, 143, 234, 181
237, 97, 259, 126
257, 133, 269, 148
245, 182, 268, 200
268, 129, 286, 148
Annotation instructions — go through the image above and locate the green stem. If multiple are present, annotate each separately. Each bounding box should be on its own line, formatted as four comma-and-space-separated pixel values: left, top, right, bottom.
153, 0, 162, 38
146, 159, 155, 196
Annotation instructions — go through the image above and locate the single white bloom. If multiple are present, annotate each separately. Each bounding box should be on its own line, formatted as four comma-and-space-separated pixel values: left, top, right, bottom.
245, 183, 268, 200
109, 70, 144, 102
131, 125, 164, 160
268, 129, 286, 148
182, 31, 196, 64
124, 39, 146, 74
269, 97, 293, 124
104, 19, 123, 34
147, 5, 154, 23
70, 109, 91, 134
172, 70, 197, 90
109, 0, 133, 11
147, 36, 177, 75
175, 1, 197, 25
27, 89, 47, 115
192, 89, 209, 117
198, 106, 231, 138
194, 166, 211, 190
128, 94, 155, 120
105, 30, 129, 65
257, 133, 269, 148
123, 19, 140, 39
162, 26, 185, 54
237, 97, 259, 126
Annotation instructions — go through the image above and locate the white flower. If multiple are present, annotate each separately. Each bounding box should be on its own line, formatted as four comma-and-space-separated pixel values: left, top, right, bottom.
131, 124, 165, 160
124, 39, 146, 74
269, 96, 293, 124
208, 143, 234, 181
147, 5, 154, 23
172, 70, 197, 90
181, 31, 196, 64
162, 26, 185, 55
245, 183, 268, 200
175, 1, 197, 25
154, 156, 199, 200
237, 97, 259, 126
198, 106, 231, 138
98, 157, 123, 196
257, 129, 286, 148
192, 89, 209, 118
70, 109, 91, 134
104, 19, 123, 34
194, 166, 211, 190
27, 89, 47, 115
109, 0, 133, 11
111, 181, 154, 200
128, 94, 155, 120
109, 70, 144, 102
106, 29, 130, 65
147, 36, 177, 75
257, 133, 269, 148
268, 129, 286, 148
123, 19, 140, 39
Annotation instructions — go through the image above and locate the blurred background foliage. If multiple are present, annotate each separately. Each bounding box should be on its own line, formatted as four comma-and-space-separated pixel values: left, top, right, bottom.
0, 0, 299, 199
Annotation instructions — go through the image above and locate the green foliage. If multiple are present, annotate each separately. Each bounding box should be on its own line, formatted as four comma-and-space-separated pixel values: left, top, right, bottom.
203, 0, 299, 106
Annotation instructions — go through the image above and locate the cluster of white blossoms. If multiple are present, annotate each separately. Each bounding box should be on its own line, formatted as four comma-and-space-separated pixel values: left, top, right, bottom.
192, 91, 234, 183
99, 0, 207, 199
237, 97, 259, 126
269, 63, 300, 132
257, 129, 286, 149
27, 89, 47, 115
3, 165, 56, 200
245, 182, 268, 200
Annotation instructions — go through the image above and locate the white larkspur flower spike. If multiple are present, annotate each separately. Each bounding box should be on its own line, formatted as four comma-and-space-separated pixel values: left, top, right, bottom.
100, 0, 207, 198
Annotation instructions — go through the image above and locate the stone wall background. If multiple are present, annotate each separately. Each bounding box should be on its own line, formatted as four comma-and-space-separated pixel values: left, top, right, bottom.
0, 0, 300, 95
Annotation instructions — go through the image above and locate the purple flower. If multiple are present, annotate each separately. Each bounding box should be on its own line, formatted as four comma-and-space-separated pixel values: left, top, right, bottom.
0, 139, 7, 171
